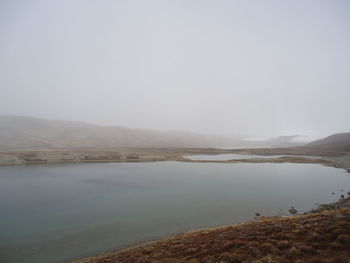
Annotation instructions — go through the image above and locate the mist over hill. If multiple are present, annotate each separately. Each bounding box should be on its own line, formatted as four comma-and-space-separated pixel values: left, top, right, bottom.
0, 116, 246, 150
244, 135, 307, 148
0, 116, 314, 150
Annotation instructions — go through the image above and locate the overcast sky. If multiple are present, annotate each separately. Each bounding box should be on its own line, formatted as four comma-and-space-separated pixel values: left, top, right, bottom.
0, 0, 349, 138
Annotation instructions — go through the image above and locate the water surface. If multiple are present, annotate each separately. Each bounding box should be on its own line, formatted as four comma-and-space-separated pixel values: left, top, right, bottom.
0, 162, 349, 263
185, 153, 322, 161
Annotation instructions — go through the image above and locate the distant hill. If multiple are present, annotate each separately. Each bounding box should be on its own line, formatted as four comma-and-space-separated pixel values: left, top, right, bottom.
242, 135, 307, 148
306, 133, 350, 151
260, 135, 306, 148
0, 115, 245, 150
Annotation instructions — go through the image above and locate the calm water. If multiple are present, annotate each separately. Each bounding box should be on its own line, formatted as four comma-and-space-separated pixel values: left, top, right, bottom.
185, 153, 322, 160
0, 162, 349, 263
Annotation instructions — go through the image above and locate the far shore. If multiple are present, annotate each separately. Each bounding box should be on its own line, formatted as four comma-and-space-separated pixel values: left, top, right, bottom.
1, 147, 349, 173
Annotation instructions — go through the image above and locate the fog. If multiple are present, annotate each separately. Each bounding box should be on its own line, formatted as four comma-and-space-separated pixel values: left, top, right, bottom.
1, 0, 349, 138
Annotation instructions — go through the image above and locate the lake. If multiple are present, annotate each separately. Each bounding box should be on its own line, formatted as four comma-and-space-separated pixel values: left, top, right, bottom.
0, 162, 349, 263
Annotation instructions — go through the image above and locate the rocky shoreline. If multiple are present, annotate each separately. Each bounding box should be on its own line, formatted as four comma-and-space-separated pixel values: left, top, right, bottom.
309, 195, 350, 213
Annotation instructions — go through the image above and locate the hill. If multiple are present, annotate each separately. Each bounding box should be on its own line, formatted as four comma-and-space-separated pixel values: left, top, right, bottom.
0, 115, 243, 150
306, 133, 350, 151
0, 115, 313, 150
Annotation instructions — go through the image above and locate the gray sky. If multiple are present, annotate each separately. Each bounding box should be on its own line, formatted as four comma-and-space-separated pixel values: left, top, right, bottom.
1, 0, 349, 138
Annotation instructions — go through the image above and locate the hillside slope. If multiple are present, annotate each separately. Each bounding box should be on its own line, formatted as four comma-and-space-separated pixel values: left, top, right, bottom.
0, 116, 242, 150
306, 133, 350, 151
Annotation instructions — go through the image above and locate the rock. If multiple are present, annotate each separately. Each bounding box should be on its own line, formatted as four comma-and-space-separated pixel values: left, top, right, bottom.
289, 207, 298, 215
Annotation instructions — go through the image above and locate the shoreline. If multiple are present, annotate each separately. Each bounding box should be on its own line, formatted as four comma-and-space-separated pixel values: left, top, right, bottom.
72, 197, 350, 263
